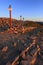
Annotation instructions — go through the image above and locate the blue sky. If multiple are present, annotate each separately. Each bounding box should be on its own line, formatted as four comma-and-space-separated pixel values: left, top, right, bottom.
0, 0, 43, 21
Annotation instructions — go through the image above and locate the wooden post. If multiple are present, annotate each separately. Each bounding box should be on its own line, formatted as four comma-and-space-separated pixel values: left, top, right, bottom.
8, 5, 12, 28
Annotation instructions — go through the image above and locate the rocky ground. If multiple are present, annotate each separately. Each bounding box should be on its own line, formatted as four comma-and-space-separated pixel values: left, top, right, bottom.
0, 18, 43, 65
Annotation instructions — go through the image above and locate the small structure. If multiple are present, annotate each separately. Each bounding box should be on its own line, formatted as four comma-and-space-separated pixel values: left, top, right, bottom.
8, 5, 12, 28
23, 17, 24, 21
20, 15, 22, 20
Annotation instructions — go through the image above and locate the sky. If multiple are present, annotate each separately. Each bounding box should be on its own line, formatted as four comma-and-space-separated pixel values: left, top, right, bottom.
0, 0, 43, 21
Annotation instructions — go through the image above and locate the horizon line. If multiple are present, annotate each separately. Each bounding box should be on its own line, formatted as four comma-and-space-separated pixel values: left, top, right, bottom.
0, 16, 43, 22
